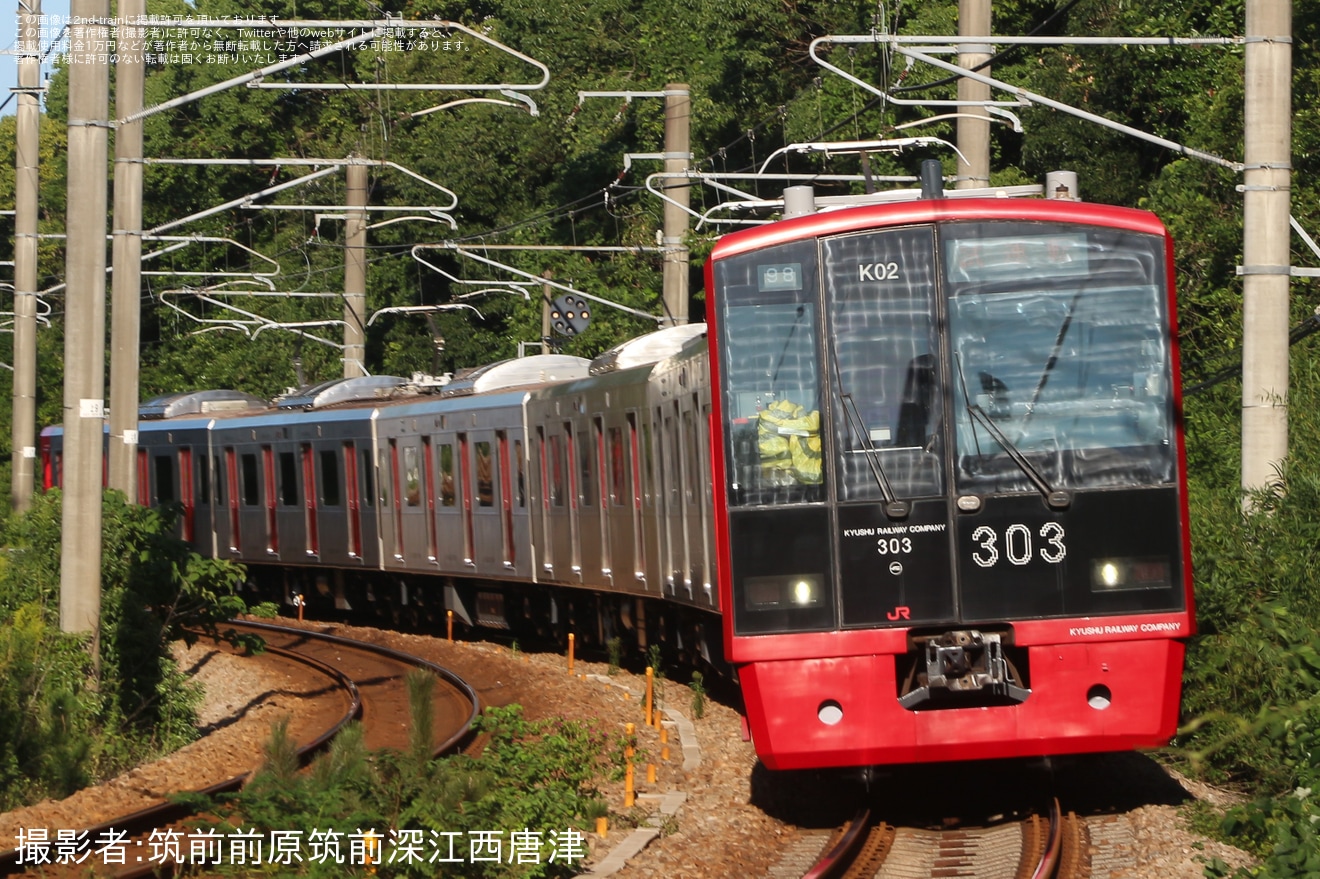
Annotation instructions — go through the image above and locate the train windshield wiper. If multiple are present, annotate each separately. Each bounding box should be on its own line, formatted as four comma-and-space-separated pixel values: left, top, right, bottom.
964, 403, 1071, 511
953, 350, 1069, 511
838, 392, 911, 520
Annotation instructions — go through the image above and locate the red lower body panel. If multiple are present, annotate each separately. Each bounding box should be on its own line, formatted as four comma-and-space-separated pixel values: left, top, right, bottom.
739, 638, 1185, 770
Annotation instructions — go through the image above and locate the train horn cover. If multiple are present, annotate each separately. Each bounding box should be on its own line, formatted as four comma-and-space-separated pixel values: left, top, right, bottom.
550, 294, 591, 336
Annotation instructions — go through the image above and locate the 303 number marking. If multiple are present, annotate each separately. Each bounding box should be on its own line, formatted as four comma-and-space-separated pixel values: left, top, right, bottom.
970, 522, 1067, 568
876, 536, 913, 555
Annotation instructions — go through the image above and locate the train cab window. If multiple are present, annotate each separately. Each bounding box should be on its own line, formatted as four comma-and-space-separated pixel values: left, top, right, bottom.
319, 449, 341, 506
154, 455, 176, 503
942, 223, 1175, 492
823, 227, 944, 501
439, 443, 456, 506
240, 454, 260, 506
403, 445, 422, 506
713, 239, 824, 507
475, 441, 494, 507
278, 452, 298, 506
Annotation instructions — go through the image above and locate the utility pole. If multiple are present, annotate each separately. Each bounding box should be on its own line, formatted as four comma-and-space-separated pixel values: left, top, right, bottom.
11, 0, 40, 512
956, 0, 992, 189
662, 84, 690, 326
344, 161, 368, 378
60, 0, 111, 638
109, 0, 145, 498
1240, 0, 1292, 507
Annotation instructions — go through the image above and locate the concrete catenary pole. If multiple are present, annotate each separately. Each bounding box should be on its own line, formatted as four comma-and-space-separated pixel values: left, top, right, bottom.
109, 0, 146, 498
11, 0, 41, 512
60, 0, 111, 638
662, 84, 690, 326
956, 0, 992, 189
1240, 0, 1292, 507
343, 161, 367, 378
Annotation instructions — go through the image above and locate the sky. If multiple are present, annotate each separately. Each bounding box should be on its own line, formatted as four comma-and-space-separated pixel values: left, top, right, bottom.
2, 0, 72, 115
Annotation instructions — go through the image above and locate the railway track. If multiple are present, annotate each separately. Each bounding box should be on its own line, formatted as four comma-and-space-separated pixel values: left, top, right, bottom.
794, 798, 1090, 879
0, 620, 480, 877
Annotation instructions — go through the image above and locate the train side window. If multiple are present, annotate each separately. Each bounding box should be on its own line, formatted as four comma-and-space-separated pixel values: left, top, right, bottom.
154, 455, 176, 503
361, 449, 375, 508
199, 454, 211, 504
514, 439, 525, 507
475, 441, 494, 507
548, 433, 565, 507
439, 443, 456, 506
240, 453, 260, 506
403, 445, 421, 506
608, 426, 625, 506
278, 451, 298, 506
211, 454, 224, 506
319, 449, 341, 506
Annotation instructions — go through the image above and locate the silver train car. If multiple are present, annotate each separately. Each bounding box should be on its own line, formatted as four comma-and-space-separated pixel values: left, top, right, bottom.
41, 324, 721, 660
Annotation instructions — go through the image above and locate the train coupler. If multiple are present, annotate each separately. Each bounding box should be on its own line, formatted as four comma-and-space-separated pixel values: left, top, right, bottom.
898, 630, 1031, 709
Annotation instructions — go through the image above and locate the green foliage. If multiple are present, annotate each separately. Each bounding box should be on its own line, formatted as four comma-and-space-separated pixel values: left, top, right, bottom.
606, 637, 621, 676
690, 671, 706, 720
0, 490, 250, 810
215, 704, 621, 876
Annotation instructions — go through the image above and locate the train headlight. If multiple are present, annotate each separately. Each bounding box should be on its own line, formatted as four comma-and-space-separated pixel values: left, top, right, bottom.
1090, 557, 1171, 592
744, 573, 824, 609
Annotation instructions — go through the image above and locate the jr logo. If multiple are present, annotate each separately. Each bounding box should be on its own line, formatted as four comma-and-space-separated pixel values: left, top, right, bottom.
887, 606, 911, 621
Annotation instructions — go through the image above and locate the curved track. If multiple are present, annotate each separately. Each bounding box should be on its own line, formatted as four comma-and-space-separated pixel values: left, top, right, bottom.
0, 621, 480, 877
799, 799, 1089, 879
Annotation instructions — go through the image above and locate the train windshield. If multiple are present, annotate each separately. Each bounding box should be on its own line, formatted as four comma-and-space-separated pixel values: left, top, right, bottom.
714, 240, 826, 507
823, 227, 945, 502
944, 222, 1175, 493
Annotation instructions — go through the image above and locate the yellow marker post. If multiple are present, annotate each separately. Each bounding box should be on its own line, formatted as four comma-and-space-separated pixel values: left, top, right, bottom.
568, 633, 575, 675
625, 762, 635, 808
660, 728, 669, 762
647, 762, 656, 784
625, 722, 635, 759
645, 667, 654, 726
446, 609, 453, 642
596, 816, 609, 838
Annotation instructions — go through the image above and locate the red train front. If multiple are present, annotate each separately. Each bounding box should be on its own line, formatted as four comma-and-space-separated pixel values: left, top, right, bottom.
706, 194, 1194, 770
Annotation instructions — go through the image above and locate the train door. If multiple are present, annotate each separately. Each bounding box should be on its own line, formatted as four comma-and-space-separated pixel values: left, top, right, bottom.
497, 431, 516, 570
624, 415, 647, 587
458, 433, 475, 566
656, 406, 677, 594
563, 423, 582, 579
178, 448, 195, 544
604, 418, 635, 587
593, 416, 612, 582
638, 416, 661, 589
301, 444, 319, 558
225, 447, 242, 554
263, 446, 280, 555
387, 439, 405, 562
342, 442, 363, 561
696, 398, 715, 606
535, 427, 553, 575
437, 439, 460, 568
680, 400, 702, 599
136, 449, 149, 505
422, 436, 438, 564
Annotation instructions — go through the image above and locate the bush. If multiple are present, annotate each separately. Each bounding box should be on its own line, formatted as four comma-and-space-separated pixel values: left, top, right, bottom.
0, 490, 249, 809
